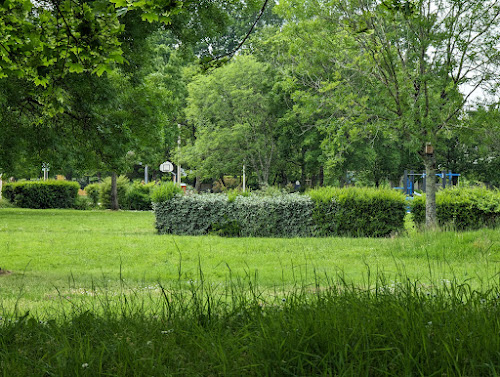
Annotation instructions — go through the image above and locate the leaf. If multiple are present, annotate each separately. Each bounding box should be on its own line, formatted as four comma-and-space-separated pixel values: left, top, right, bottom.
116, 7, 128, 17
33, 76, 49, 87
93, 64, 109, 77
141, 12, 159, 22
68, 62, 84, 73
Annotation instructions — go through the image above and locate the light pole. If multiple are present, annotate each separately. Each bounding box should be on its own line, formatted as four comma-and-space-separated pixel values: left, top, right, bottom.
42, 162, 50, 181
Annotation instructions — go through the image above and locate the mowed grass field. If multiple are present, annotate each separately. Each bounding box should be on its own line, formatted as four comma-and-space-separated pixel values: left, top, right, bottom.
0, 208, 499, 313
2, 208, 500, 376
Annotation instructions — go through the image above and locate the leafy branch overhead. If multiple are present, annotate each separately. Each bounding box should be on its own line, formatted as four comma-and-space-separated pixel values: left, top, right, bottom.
0, 0, 124, 85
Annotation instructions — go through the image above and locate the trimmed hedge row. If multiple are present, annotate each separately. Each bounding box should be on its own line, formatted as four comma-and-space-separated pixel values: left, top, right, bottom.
153, 187, 407, 238
309, 187, 407, 237
1, 180, 79, 209
154, 194, 315, 237
412, 187, 500, 230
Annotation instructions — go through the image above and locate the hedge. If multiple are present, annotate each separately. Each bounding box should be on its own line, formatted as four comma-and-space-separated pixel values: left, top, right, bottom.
153, 188, 407, 238
412, 187, 500, 230
1, 180, 80, 209
153, 194, 314, 237
308, 187, 407, 237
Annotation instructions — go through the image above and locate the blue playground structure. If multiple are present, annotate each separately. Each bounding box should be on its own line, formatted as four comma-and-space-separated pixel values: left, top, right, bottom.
395, 170, 460, 197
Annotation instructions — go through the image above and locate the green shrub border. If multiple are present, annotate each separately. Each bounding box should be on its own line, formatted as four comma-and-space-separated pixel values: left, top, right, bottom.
2, 180, 80, 209
412, 187, 500, 230
153, 188, 407, 238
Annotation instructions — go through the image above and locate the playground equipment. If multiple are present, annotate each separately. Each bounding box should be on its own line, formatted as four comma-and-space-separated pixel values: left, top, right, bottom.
396, 170, 460, 197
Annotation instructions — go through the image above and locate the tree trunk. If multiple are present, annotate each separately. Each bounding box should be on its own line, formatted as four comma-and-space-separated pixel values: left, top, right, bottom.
195, 176, 202, 193
111, 172, 119, 211
423, 154, 437, 228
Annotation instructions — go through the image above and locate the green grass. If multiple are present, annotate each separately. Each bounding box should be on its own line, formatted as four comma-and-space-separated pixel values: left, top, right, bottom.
3, 272, 500, 376
2, 208, 500, 375
0, 209, 499, 305
0, 208, 499, 313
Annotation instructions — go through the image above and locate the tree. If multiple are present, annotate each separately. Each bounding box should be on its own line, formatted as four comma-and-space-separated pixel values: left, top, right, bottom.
184, 56, 287, 187
276, 0, 500, 226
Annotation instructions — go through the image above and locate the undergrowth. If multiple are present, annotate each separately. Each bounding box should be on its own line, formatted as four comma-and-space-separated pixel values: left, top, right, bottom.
2, 268, 500, 376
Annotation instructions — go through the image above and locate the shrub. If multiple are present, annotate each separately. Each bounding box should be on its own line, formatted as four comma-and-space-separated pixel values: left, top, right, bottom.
2, 180, 80, 209
232, 194, 314, 237
154, 193, 314, 237
99, 176, 129, 209
151, 182, 183, 203
412, 187, 500, 230
154, 194, 228, 235
125, 182, 155, 210
84, 183, 101, 207
227, 188, 250, 203
153, 188, 407, 238
1, 183, 15, 202
73, 195, 91, 210
0, 198, 15, 208
308, 187, 407, 237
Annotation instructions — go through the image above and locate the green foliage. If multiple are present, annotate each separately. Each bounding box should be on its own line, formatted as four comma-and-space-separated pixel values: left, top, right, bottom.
84, 183, 101, 207
154, 189, 406, 237
125, 182, 155, 210
308, 187, 407, 237
84, 180, 157, 210
73, 195, 91, 210
154, 194, 314, 237
1, 180, 79, 209
150, 182, 183, 203
99, 176, 129, 209
227, 188, 250, 203
183, 56, 286, 186
0, 0, 123, 85
153, 194, 229, 236
412, 188, 500, 230
0, 198, 15, 208
1, 183, 15, 203
234, 194, 315, 237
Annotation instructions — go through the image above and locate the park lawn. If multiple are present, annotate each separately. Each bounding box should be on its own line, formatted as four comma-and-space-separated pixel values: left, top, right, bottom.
2, 208, 500, 376
0, 208, 499, 313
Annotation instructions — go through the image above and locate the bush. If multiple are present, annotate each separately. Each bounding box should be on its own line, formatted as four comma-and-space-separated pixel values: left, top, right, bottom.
2, 180, 80, 209
99, 176, 129, 209
154, 193, 312, 237
154, 194, 228, 236
0, 198, 15, 208
1, 183, 15, 202
154, 188, 406, 238
73, 195, 91, 210
151, 182, 183, 203
125, 182, 155, 210
84, 183, 101, 207
412, 187, 500, 229
153, 188, 406, 238
308, 187, 407, 237
232, 194, 314, 237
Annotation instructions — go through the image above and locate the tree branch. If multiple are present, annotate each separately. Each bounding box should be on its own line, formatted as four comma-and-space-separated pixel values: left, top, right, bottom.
212, 0, 270, 61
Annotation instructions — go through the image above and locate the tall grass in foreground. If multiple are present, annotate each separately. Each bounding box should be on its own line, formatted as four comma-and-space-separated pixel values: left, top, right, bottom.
2, 268, 500, 376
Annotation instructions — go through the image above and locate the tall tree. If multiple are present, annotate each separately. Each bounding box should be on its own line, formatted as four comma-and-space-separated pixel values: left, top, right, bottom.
276, 0, 500, 226
184, 56, 287, 187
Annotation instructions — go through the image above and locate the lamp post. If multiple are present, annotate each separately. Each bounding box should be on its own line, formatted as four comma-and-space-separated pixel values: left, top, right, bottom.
42, 162, 50, 181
